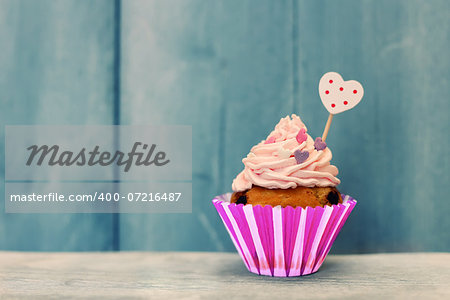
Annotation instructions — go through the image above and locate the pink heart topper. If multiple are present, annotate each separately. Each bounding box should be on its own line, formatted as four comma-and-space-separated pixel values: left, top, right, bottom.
319, 72, 364, 114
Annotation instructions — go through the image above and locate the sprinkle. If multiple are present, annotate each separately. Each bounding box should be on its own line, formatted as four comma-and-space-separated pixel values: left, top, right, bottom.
296, 128, 307, 144
314, 137, 327, 150
294, 150, 309, 164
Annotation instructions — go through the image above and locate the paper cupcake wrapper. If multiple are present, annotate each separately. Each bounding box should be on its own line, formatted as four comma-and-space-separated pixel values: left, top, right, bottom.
212, 193, 356, 277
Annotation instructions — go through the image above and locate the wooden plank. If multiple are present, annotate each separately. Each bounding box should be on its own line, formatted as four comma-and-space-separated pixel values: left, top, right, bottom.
295, 0, 450, 252
0, 0, 116, 250
0, 252, 449, 298
120, 0, 294, 250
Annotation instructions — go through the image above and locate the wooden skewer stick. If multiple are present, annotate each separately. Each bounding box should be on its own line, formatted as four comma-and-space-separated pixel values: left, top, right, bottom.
321, 113, 334, 142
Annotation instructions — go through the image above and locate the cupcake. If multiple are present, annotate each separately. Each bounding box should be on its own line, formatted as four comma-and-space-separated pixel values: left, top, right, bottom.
231, 114, 342, 208
212, 114, 356, 277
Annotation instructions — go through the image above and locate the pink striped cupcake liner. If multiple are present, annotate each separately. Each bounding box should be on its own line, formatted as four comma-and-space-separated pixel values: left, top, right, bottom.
212, 193, 356, 277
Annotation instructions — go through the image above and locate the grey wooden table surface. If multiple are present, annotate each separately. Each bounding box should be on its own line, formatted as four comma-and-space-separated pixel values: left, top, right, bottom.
0, 252, 449, 299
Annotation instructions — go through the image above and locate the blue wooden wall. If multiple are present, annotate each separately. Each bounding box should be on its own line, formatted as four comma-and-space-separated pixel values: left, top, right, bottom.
0, 0, 449, 253
0, 0, 116, 250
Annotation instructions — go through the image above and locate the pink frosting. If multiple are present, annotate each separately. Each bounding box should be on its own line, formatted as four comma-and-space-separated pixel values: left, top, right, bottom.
232, 114, 340, 192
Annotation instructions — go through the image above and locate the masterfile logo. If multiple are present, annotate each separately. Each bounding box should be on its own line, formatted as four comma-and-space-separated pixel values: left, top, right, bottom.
26, 142, 170, 172
4, 125, 192, 213
5, 125, 191, 181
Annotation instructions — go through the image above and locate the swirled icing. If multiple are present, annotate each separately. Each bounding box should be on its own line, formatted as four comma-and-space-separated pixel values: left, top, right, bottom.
232, 114, 340, 192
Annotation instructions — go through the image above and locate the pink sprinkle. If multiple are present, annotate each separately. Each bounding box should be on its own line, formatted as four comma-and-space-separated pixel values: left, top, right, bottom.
264, 136, 276, 144
296, 128, 307, 144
